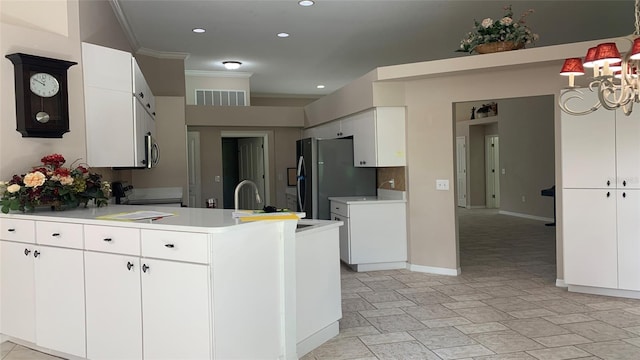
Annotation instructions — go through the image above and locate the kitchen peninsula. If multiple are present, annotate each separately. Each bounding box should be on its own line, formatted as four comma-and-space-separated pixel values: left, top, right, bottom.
0, 205, 342, 359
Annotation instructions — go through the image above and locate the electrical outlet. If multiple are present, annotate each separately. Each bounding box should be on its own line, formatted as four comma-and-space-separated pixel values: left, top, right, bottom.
522, 195, 526, 202
501, 168, 506, 175
215, 176, 221, 182
436, 179, 449, 190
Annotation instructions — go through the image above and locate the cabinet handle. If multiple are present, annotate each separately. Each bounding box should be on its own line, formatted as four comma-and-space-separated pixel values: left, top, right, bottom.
127, 261, 134, 271
7, 228, 15, 232
139, 92, 144, 98
164, 243, 175, 248
153, 112, 156, 116
607, 180, 611, 186
623, 180, 627, 187
142, 264, 149, 273
34, 250, 40, 258
623, 192, 627, 198
24, 248, 31, 256
103, 238, 112, 242
607, 191, 611, 198
51, 233, 60, 237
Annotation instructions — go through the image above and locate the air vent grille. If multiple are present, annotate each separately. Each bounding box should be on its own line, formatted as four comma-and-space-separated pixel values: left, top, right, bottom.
195, 89, 246, 106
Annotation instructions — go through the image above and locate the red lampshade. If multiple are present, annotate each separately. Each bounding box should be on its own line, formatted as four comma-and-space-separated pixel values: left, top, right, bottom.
609, 61, 622, 72
583, 47, 598, 68
560, 58, 585, 76
630, 37, 640, 60
594, 42, 622, 66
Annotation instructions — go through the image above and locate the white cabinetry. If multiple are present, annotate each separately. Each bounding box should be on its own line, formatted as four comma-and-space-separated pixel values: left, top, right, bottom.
562, 90, 640, 295
0, 219, 85, 358
82, 42, 156, 168
330, 199, 407, 271
351, 107, 406, 167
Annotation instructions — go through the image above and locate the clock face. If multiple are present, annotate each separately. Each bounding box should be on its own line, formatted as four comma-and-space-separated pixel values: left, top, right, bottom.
30, 72, 60, 97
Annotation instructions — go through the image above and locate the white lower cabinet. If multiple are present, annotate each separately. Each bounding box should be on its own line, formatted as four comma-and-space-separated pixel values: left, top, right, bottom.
563, 188, 640, 291
330, 200, 407, 270
0, 241, 36, 343
34, 246, 86, 358
617, 189, 640, 290
85, 252, 142, 360
141, 258, 211, 360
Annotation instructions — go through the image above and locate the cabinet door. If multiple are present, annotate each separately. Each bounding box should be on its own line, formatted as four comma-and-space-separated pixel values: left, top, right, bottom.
34, 246, 86, 357
349, 203, 407, 264
618, 190, 640, 290
82, 42, 132, 92
85, 252, 143, 360
141, 259, 211, 360
561, 91, 616, 188
0, 241, 36, 343
311, 121, 342, 139
351, 110, 377, 167
563, 189, 617, 288
616, 109, 640, 188
375, 107, 406, 166
331, 213, 351, 263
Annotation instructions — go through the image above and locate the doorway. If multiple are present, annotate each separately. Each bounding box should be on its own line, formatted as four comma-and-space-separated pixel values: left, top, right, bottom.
187, 131, 201, 207
485, 135, 500, 208
221, 131, 270, 210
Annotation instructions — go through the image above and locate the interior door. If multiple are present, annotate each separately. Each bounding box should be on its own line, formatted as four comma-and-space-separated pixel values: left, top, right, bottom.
238, 137, 265, 210
485, 135, 500, 208
456, 136, 467, 208
187, 131, 201, 207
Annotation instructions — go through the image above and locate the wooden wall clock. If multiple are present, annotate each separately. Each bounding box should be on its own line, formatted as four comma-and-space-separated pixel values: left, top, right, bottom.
5, 53, 77, 138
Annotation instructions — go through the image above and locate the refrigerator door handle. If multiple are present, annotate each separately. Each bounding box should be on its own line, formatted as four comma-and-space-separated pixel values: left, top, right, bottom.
297, 155, 305, 212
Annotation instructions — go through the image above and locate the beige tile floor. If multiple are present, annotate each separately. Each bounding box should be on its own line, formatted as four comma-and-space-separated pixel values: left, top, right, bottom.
3, 208, 640, 359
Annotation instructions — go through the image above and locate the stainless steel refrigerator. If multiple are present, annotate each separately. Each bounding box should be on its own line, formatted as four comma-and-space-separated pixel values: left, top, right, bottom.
296, 137, 376, 219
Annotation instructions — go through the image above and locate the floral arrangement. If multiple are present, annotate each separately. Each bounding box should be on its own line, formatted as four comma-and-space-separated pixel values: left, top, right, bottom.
457, 5, 539, 54
0, 154, 110, 213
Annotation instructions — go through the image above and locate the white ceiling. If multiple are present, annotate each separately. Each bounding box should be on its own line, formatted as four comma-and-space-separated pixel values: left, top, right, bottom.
113, 0, 635, 97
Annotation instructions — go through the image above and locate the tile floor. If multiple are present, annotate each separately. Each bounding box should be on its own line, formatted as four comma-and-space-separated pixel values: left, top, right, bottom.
3, 208, 640, 359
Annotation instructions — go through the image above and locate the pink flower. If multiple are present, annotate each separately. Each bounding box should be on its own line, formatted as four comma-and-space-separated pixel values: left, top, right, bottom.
499, 17, 513, 26
481, 18, 493, 28
7, 184, 21, 193
23, 171, 46, 188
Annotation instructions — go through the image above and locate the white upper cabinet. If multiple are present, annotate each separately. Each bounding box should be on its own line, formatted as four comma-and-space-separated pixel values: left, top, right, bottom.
82, 42, 156, 168
615, 109, 640, 188
351, 107, 406, 167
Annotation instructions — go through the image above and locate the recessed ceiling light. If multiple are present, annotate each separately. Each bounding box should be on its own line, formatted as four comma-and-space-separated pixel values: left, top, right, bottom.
223, 61, 242, 70
298, 0, 314, 6
277, 32, 290, 38
316, 85, 325, 89
192, 28, 206, 33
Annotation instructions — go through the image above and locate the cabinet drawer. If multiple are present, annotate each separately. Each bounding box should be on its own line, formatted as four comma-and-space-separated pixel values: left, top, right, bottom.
330, 201, 348, 217
85, 225, 140, 256
0, 218, 35, 244
36, 221, 83, 249
141, 230, 209, 264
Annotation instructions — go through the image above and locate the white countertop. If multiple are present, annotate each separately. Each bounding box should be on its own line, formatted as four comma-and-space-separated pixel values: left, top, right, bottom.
0, 205, 297, 233
329, 189, 407, 204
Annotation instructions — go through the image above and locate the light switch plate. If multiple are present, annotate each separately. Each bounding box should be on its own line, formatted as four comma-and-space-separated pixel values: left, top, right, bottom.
436, 179, 449, 190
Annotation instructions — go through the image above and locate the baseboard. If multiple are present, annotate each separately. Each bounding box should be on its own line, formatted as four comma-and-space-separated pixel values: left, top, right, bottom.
498, 210, 553, 223
407, 263, 461, 276
352, 262, 407, 272
568, 285, 640, 300
296, 321, 339, 358
466, 205, 486, 209
555, 279, 567, 288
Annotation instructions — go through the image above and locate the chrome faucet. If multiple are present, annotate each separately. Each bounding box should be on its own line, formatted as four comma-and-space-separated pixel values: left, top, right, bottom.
234, 179, 262, 212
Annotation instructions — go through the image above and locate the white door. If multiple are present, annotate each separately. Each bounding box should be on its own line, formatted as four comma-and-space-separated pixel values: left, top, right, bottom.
456, 136, 467, 207
34, 246, 86, 358
141, 259, 211, 360
485, 135, 500, 208
187, 131, 202, 208
85, 252, 142, 360
238, 137, 265, 210
0, 241, 36, 343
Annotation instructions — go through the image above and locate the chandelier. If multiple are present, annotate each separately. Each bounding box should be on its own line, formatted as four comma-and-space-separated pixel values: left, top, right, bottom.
558, 0, 640, 116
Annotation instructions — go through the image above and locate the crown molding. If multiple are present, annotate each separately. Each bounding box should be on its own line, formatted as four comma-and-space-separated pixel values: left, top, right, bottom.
109, 0, 140, 51
136, 47, 190, 60
185, 70, 253, 78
